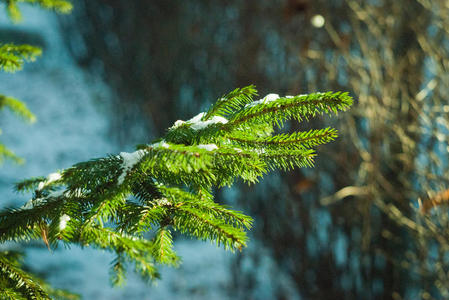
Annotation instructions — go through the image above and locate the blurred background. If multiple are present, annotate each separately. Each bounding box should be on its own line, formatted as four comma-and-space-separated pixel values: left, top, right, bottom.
2, 0, 449, 299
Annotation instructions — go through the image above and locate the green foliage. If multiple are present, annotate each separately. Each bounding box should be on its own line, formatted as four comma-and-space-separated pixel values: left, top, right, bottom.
0, 0, 71, 165
0, 95, 36, 164
3, 0, 72, 22
0, 95, 36, 122
0, 86, 352, 292
0, 44, 42, 73
0, 1, 77, 298
0, 250, 79, 300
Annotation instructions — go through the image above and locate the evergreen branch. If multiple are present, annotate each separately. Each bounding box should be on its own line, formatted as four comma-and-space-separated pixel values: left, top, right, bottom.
63, 155, 122, 191
207, 148, 267, 184
0, 85, 352, 289
0, 198, 63, 243
0, 44, 42, 72
131, 175, 164, 205
0, 256, 50, 300
203, 85, 258, 119
144, 144, 214, 173
110, 253, 126, 287
165, 122, 226, 145
226, 92, 353, 129
140, 145, 217, 187
14, 176, 46, 193
159, 186, 252, 229
4, 0, 21, 22
0, 144, 24, 164
79, 225, 152, 253
0, 95, 36, 122
261, 149, 316, 171
81, 192, 127, 228
117, 202, 167, 234
151, 227, 180, 266
0, 287, 26, 300
179, 200, 253, 230
19, 0, 73, 13
41, 284, 80, 300
79, 226, 160, 280
2, 0, 72, 22
172, 206, 248, 251
228, 127, 338, 150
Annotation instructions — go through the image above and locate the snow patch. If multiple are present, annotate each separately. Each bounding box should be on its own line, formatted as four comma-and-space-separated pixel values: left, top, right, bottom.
173, 120, 185, 127
47, 172, 62, 183
197, 144, 218, 151
151, 140, 170, 148
255, 148, 266, 154
65, 188, 84, 198
155, 198, 171, 206
117, 150, 147, 185
246, 93, 280, 108
59, 214, 71, 231
38, 182, 45, 191
171, 112, 228, 130
22, 199, 34, 210
37, 172, 62, 191
21, 189, 65, 210
21, 198, 45, 210
188, 112, 228, 130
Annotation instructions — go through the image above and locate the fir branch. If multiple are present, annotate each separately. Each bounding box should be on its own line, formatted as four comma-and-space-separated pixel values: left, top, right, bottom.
131, 175, 164, 205
0, 144, 24, 164
0, 95, 36, 122
79, 226, 160, 281
14, 177, 46, 193
2, 0, 72, 22
0, 256, 50, 300
139, 145, 217, 187
0, 287, 26, 300
110, 253, 126, 287
63, 155, 122, 191
40, 283, 80, 300
228, 127, 338, 150
117, 202, 167, 234
225, 92, 352, 129
172, 205, 248, 251
0, 198, 63, 243
0, 85, 353, 288
81, 191, 127, 229
203, 85, 257, 119
151, 227, 180, 266
159, 185, 252, 229
261, 149, 316, 171
19, 0, 73, 13
0, 44, 42, 72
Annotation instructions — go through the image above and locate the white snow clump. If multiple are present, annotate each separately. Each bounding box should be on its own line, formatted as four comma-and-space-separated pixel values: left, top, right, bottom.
155, 198, 171, 206
171, 112, 228, 130
187, 112, 228, 130
246, 93, 280, 108
117, 149, 147, 185
37, 172, 62, 191
197, 144, 219, 151
21, 198, 44, 210
151, 140, 170, 148
59, 214, 71, 231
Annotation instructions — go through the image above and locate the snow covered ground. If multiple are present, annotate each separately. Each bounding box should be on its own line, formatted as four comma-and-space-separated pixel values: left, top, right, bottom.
0, 4, 233, 299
